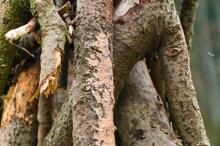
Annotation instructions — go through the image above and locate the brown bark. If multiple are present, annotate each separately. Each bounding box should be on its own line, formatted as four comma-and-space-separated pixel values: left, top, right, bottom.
115, 60, 182, 146
38, 82, 69, 146
42, 57, 73, 146
68, 0, 115, 145
159, 5, 209, 145
45, 0, 209, 145
29, 0, 67, 145
180, 0, 199, 50
0, 59, 40, 146
30, 0, 66, 96
37, 95, 53, 146
37, 46, 70, 146
44, 0, 160, 144
146, 53, 166, 105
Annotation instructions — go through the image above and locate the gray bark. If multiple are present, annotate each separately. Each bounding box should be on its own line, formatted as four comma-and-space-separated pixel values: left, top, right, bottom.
115, 60, 182, 146
29, 0, 68, 145
30, 0, 66, 96
0, 118, 37, 146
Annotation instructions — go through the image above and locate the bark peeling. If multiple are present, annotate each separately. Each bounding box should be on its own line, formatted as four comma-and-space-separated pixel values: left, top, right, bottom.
0, 59, 39, 146
30, 0, 66, 96
44, 1, 209, 145
44, 1, 175, 144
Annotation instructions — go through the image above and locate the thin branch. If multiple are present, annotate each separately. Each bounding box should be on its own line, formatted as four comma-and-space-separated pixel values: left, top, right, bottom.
180, 0, 199, 49
5, 18, 36, 42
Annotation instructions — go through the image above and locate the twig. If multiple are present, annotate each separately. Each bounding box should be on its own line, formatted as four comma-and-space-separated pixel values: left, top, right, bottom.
8, 41, 34, 58
4, 18, 37, 57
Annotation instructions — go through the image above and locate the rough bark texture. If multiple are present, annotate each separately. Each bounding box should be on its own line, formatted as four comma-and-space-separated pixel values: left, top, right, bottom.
146, 53, 166, 105
0, 118, 37, 146
38, 84, 69, 146
30, 0, 67, 144
43, 54, 73, 146
44, 0, 209, 145
115, 60, 182, 146
30, 0, 66, 96
0, 59, 39, 146
37, 59, 70, 146
159, 3, 210, 145
38, 56, 69, 146
68, 0, 115, 145
44, 96, 73, 146
44, 0, 158, 144
37, 95, 53, 146
0, 0, 32, 95
180, 0, 199, 50
36, 0, 69, 146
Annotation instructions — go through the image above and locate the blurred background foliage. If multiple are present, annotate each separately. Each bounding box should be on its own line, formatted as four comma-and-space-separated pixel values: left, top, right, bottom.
176, 0, 220, 145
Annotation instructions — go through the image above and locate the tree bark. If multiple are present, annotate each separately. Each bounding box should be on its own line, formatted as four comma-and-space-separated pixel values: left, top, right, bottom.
29, 0, 67, 145
115, 60, 182, 146
37, 50, 70, 146
0, 0, 32, 95
180, 0, 199, 50
0, 59, 40, 146
30, 0, 66, 96
44, 0, 209, 145
68, 0, 115, 145
44, 0, 159, 144
159, 3, 209, 145
39, 48, 73, 146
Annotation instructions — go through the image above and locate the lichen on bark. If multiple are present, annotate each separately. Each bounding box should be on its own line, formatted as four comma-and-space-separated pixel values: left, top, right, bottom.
30, 0, 66, 96
43, 1, 210, 145
159, 3, 210, 145
68, 0, 115, 145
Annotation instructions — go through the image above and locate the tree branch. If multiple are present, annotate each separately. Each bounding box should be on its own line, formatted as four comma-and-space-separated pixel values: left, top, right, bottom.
115, 60, 182, 146
159, 3, 210, 145
30, 0, 66, 96
180, 0, 199, 50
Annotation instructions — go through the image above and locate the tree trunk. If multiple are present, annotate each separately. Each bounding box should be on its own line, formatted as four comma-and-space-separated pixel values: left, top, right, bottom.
69, 0, 115, 145
44, 0, 209, 145
0, 59, 40, 146
158, 4, 209, 144
44, 0, 160, 144
115, 60, 182, 146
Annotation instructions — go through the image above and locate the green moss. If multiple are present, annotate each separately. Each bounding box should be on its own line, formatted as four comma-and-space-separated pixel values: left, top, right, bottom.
0, 0, 32, 95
